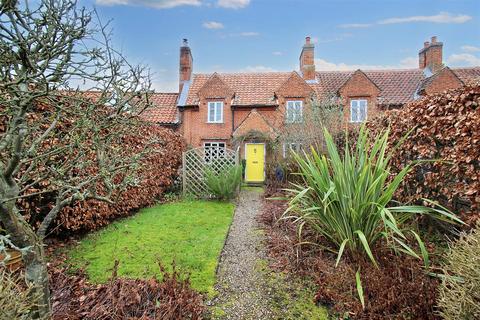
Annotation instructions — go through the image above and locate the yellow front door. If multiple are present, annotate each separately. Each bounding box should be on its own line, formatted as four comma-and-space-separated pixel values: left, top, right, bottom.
245, 143, 265, 182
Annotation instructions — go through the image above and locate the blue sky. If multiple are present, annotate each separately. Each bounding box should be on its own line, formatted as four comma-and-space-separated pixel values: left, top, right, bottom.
79, 0, 480, 92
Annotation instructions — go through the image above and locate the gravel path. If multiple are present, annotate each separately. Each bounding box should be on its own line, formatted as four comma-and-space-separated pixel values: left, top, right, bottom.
210, 188, 274, 320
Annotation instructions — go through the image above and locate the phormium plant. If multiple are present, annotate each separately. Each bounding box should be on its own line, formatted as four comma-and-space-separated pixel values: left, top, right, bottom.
284, 126, 463, 307
205, 165, 242, 201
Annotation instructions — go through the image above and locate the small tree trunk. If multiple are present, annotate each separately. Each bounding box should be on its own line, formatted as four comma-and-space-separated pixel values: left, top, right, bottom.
23, 241, 51, 319
0, 188, 52, 318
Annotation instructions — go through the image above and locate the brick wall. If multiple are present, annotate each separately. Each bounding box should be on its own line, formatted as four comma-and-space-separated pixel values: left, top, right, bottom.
423, 68, 463, 96
338, 70, 380, 124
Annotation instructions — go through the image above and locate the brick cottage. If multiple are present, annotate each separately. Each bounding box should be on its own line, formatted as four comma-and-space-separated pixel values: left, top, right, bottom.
142, 36, 480, 182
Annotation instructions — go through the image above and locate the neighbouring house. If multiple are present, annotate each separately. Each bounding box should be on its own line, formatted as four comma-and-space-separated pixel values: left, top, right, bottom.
140, 92, 179, 127
144, 36, 480, 183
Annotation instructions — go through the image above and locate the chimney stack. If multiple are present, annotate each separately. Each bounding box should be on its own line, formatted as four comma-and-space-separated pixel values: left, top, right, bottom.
179, 39, 193, 93
418, 36, 443, 73
300, 36, 316, 81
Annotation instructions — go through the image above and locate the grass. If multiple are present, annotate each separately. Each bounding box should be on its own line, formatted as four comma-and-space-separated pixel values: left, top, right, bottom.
255, 259, 329, 320
67, 200, 235, 296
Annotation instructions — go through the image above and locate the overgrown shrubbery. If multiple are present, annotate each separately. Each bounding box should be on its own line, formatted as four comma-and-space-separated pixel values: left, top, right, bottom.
368, 84, 480, 226
437, 224, 480, 320
205, 165, 242, 200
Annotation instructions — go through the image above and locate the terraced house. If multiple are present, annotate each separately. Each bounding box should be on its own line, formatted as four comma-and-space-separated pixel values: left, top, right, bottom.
144, 36, 480, 183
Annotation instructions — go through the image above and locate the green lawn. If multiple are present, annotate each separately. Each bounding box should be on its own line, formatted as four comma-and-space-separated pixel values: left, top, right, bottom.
67, 200, 235, 296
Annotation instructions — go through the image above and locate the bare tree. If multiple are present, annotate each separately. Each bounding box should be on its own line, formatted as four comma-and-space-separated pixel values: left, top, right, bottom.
279, 95, 343, 156
0, 0, 154, 317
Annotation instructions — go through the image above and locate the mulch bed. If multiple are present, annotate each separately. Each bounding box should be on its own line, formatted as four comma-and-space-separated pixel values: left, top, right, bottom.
45, 242, 206, 320
259, 191, 440, 320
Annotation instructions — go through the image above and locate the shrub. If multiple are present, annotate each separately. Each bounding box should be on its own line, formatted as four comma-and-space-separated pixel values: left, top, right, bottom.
260, 198, 440, 319
367, 84, 480, 226
205, 165, 242, 200
16, 116, 184, 234
0, 271, 44, 320
437, 224, 480, 320
286, 126, 461, 267
285, 126, 462, 307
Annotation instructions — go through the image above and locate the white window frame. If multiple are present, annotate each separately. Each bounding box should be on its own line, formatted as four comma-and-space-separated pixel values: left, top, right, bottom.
282, 142, 303, 158
350, 99, 368, 123
203, 141, 226, 162
207, 101, 224, 123
285, 100, 303, 123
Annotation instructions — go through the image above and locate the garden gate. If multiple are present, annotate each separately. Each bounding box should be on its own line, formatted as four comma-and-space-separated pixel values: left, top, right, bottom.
182, 146, 239, 198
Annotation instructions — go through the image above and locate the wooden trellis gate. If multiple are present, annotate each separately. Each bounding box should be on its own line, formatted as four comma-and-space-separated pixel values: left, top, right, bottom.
182, 146, 239, 198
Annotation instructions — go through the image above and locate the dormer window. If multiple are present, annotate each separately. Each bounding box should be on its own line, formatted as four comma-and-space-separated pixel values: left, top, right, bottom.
207, 101, 223, 123
286, 100, 303, 123
350, 99, 367, 123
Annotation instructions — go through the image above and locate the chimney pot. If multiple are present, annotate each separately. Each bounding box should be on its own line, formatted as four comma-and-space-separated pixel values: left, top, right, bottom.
179, 39, 193, 93
300, 36, 315, 81
418, 36, 443, 73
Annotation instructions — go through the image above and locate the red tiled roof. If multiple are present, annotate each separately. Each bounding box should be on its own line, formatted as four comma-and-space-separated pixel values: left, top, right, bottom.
311, 69, 425, 105
365, 69, 425, 105
182, 67, 480, 107
139, 92, 178, 124
452, 67, 480, 84
185, 72, 292, 106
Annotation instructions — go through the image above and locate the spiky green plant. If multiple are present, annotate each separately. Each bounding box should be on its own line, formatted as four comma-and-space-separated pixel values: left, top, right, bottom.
284, 126, 462, 306
205, 165, 242, 201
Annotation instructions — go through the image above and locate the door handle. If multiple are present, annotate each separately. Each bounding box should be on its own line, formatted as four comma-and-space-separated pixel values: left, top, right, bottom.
252, 161, 258, 164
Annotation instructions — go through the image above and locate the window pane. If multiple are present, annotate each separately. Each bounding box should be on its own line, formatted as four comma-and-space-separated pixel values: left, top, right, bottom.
351, 104, 358, 122
217, 102, 222, 122
208, 103, 214, 122
360, 104, 367, 121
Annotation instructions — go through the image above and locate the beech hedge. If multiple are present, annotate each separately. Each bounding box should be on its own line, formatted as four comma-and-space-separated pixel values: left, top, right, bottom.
7, 99, 184, 234
367, 84, 480, 226
55, 124, 184, 233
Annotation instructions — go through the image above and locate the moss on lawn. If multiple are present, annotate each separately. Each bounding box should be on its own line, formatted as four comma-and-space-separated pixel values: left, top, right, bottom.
255, 259, 329, 320
67, 200, 235, 296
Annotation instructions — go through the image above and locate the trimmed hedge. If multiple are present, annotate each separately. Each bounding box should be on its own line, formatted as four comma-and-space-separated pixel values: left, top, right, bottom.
7, 99, 184, 234
367, 84, 480, 225
56, 124, 184, 233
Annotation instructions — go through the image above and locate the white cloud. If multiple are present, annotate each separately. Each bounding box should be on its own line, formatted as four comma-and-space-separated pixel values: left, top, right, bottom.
315, 56, 417, 71
240, 65, 277, 72
96, 0, 201, 9
340, 11, 472, 28
447, 53, 480, 66
461, 45, 480, 53
203, 21, 224, 29
379, 12, 472, 25
217, 0, 250, 9
272, 51, 283, 56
